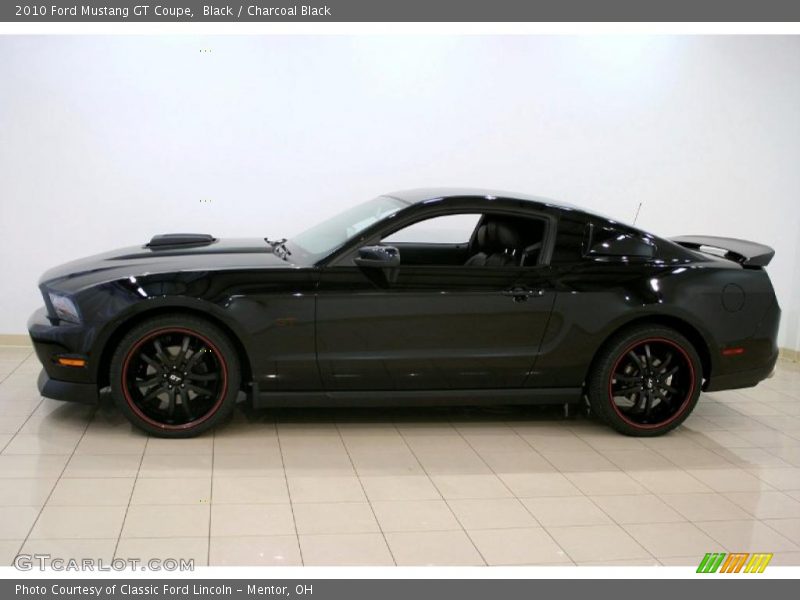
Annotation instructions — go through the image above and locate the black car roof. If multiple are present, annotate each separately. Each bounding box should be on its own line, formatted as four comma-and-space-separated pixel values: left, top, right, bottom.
382, 187, 648, 233
384, 187, 582, 212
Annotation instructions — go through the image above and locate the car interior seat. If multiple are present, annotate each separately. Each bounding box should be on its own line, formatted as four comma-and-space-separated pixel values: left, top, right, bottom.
464, 219, 525, 266
464, 217, 544, 267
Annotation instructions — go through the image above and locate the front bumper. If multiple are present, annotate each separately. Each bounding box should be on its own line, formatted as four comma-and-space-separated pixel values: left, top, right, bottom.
37, 369, 98, 404
28, 306, 99, 403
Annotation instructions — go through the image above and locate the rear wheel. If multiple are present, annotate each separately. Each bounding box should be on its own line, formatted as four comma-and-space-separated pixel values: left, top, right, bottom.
587, 325, 702, 436
110, 315, 241, 438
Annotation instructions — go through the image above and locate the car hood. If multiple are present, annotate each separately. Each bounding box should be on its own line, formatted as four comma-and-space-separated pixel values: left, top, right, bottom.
40, 237, 297, 292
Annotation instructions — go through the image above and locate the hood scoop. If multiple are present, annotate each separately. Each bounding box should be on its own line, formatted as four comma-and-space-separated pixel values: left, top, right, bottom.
146, 233, 217, 249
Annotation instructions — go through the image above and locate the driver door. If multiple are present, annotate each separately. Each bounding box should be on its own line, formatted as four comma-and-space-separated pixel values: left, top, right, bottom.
315, 212, 556, 391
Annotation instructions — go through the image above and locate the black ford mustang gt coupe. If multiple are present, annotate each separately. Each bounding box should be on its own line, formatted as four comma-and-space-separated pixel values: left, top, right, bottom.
28, 188, 780, 438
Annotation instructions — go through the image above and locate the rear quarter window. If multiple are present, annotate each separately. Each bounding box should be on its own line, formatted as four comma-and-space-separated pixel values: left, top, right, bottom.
550, 214, 587, 264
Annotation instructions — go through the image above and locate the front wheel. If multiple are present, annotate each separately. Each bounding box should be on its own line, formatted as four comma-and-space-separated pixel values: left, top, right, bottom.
587, 325, 702, 436
110, 314, 241, 438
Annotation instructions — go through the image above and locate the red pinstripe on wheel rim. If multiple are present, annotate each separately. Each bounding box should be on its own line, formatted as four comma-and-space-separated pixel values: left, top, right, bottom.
607, 337, 696, 430
121, 327, 228, 431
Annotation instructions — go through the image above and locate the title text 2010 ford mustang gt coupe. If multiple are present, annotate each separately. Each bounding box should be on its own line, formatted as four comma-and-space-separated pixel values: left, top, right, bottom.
28, 189, 780, 438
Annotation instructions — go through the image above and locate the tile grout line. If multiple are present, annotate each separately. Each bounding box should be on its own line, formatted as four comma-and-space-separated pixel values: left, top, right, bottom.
634, 437, 750, 492
509, 424, 714, 564
0, 352, 44, 454
662, 438, 793, 487
704, 436, 796, 469
758, 516, 800, 549
334, 421, 397, 566
690, 518, 754, 556
575, 433, 780, 496
762, 443, 800, 466
112, 431, 150, 559
10, 516, 789, 542
16, 402, 96, 560
515, 421, 697, 563
452, 419, 584, 566
719, 487, 800, 521
506, 419, 603, 565
2, 358, 799, 566
206, 426, 216, 567
579, 491, 680, 564
392, 422, 489, 566
275, 417, 304, 567
545, 424, 792, 560
0, 350, 34, 385
0, 398, 45, 455
515, 415, 799, 561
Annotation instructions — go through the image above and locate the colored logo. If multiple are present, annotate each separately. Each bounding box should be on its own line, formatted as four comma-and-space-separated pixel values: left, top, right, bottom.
696, 552, 773, 573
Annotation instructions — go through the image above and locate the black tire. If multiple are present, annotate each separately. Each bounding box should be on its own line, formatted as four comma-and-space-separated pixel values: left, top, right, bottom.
587, 325, 702, 437
110, 314, 241, 438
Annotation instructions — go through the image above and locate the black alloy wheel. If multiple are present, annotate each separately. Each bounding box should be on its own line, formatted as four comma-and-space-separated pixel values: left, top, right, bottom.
609, 338, 694, 427
110, 315, 240, 437
587, 325, 702, 436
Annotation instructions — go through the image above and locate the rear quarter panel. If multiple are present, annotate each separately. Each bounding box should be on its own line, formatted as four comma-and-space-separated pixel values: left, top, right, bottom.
528, 259, 779, 389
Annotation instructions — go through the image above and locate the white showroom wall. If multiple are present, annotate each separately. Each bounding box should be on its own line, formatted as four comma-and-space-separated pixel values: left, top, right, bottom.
1, 35, 799, 348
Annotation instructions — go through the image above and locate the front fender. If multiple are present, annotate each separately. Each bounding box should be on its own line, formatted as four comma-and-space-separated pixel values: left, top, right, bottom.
81, 278, 256, 384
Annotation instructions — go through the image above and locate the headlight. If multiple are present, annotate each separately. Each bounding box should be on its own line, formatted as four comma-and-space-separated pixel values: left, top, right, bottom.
48, 292, 81, 323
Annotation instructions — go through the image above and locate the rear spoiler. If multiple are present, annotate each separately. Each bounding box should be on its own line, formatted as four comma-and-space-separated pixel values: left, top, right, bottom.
671, 235, 774, 267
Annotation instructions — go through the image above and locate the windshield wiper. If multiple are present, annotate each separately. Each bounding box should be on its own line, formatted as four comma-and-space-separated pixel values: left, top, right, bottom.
264, 237, 292, 260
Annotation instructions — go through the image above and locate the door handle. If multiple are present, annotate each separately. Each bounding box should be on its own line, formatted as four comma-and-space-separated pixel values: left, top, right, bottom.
502, 287, 545, 302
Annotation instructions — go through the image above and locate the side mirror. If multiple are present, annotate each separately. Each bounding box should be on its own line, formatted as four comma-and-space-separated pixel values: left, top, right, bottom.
354, 245, 400, 268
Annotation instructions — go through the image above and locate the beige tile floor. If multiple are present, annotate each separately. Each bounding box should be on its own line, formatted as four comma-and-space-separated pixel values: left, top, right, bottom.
1, 345, 800, 567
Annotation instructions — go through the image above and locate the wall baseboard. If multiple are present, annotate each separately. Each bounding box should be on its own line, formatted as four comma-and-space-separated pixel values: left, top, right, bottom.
0, 334, 31, 347
0, 333, 798, 361
780, 347, 800, 363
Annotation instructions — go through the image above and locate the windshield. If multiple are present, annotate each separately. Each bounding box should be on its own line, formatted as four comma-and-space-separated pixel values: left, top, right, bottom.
289, 195, 408, 260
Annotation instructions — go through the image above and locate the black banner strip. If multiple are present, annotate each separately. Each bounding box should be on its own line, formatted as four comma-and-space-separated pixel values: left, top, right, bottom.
4, 579, 800, 600
4, 0, 800, 23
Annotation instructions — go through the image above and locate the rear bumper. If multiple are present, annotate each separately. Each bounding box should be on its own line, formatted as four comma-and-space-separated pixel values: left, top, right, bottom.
705, 347, 779, 392
37, 369, 98, 404
705, 289, 781, 392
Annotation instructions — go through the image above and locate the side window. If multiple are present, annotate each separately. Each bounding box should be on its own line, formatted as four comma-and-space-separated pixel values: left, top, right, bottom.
375, 212, 548, 268
584, 222, 656, 259
383, 214, 481, 244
